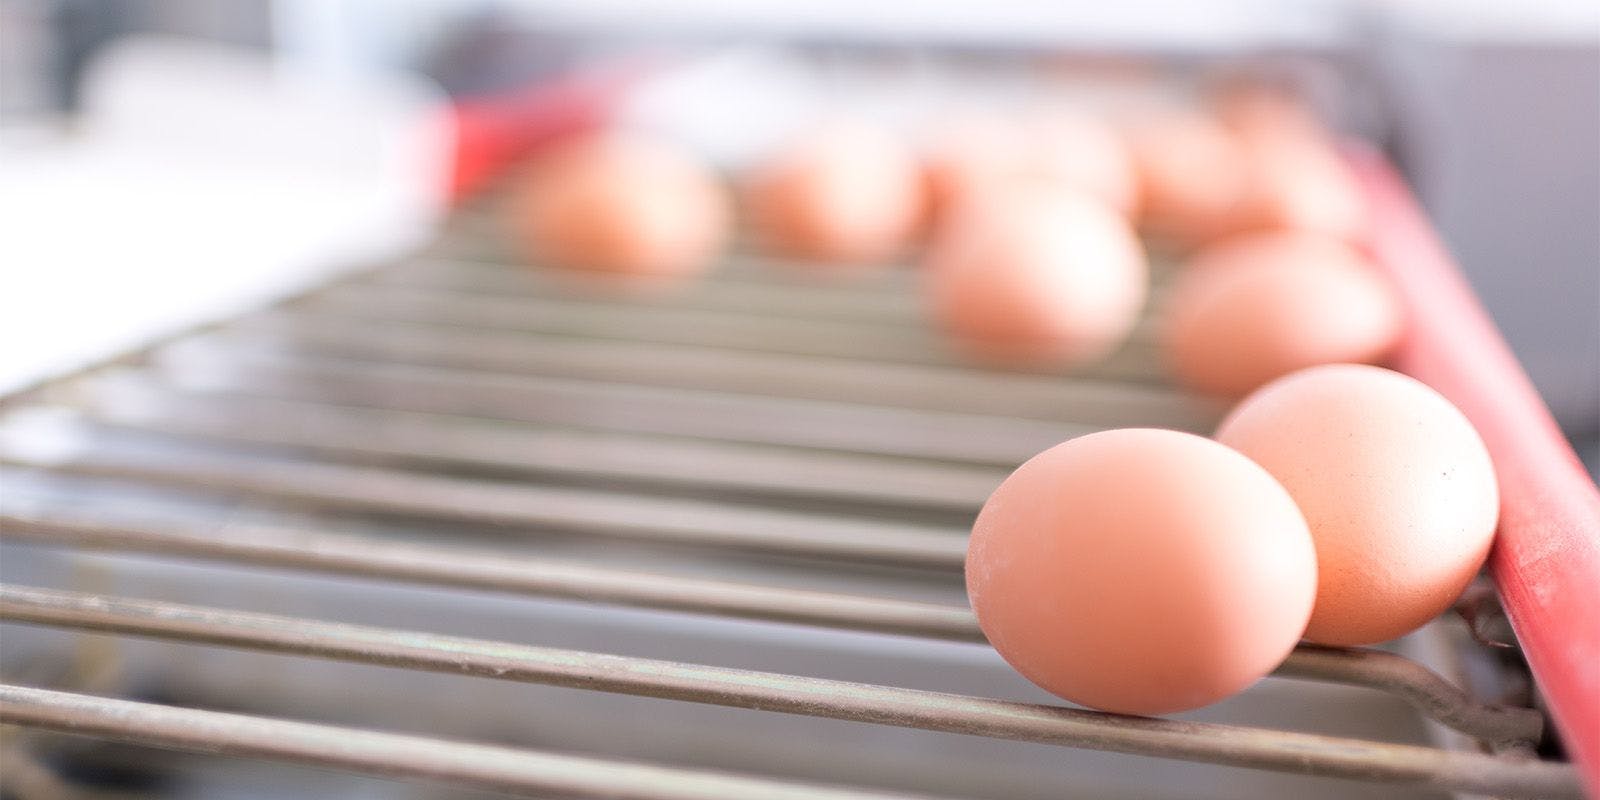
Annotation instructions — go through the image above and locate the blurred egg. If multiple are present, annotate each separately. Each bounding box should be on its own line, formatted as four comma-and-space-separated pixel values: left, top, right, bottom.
1216, 364, 1500, 646
923, 186, 1147, 366
1126, 111, 1253, 245
1238, 127, 1368, 240
1211, 83, 1320, 138
967, 428, 1317, 715
1163, 232, 1402, 396
743, 123, 926, 266
924, 113, 1138, 218
507, 133, 731, 283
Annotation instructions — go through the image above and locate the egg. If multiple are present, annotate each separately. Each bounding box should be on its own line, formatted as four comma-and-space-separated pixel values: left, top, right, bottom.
1215, 364, 1500, 646
967, 428, 1317, 715
1211, 83, 1320, 139
1237, 127, 1369, 240
507, 133, 731, 282
743, 123, 927, 266
1126, 111, 1253, 245
923, 186, 1147, 366
923, 113, 1138, 218
1162, 232, 1403, 397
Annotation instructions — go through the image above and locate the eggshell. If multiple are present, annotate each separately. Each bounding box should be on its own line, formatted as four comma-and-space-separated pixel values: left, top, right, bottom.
1239, 127, 1369, 240
967, 428, 1317, 715
1212, 84, 1320, 139
924, 113, 1138, 218
744, 124, 927, 266
923, 186, 1147, 366
1162, 232, 1403, 397
507, 134, 731, 282
1126, 111, 1253, 245
1215, 364, 1500, 646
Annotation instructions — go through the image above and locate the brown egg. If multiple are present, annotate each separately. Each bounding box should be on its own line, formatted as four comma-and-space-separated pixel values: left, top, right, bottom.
1216, 365, 1500, 646
924, 113, 1138, 219
967, 428, 1317, 715
923, 186, 1147, 366
1211, 83, 1320, 139
1237, 126, 1369, 240
1162, 232, 1403, 396
1126, 111, 1253, 245
743, 123, 926, 266
507, 133, 731, 282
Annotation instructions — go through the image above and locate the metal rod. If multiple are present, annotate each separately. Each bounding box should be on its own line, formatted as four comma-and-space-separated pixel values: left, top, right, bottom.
0, 512, 980, 641
378, 258, 926, 322
0, 684, 934, 800
1272, 646, 1545, 746
367, 260, 1178, 348
155, 350, 1093, 465
0, 454, 971, 569
296, 284, 1166, 369
84, 386, 1004, 510
238, 314, 1184, 416
0, 511, 1548, 744
0, 586, 1578, 799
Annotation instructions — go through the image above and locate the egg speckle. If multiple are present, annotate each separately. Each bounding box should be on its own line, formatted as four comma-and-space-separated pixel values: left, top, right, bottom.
966, 428, 1317, 715
1215, 365, 1500, 646
923, 186, 1147, 366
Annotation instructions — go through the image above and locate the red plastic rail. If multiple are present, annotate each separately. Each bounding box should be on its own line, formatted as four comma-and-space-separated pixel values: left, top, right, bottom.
1352, 148, 1600, 794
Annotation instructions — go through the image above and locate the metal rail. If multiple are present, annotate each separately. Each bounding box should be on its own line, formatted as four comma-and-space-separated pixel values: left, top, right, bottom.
234, 312, 1183, 413
0, 586, 1577, 799
0, 512, 1547, 744
153, 349, 1095, 465
295, 283, 1167, 368
0, 684, 936, 800
80, 386, 1005, 510
378, 258, 927, 322
0, 453, 970, 569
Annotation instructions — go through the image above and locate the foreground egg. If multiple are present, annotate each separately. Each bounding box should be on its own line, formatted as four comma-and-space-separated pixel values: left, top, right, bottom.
1162, 231, 1403, 396
508, 134, 731, 282
967, 428, 1317, 715
744, 124, 926, 266
1216, 365, 1500, 646
923, 187, 1147, 367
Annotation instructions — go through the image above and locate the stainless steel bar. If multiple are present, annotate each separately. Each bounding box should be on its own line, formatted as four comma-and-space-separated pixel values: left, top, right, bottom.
156, 350, 1100, 465
234, 314, 1186, 416
371, 259, 1180, 338
0, 512, 980, 640
0, 453, 971, 569
299, 282, 953, 362
295, 284, 1164, 368
0, 511, 1549, 744
1271, 646, 1545, 746
0, 684, 935, 800
0, 586, 1579, 799
82, 387, 1005, 510
378, 259, 926, 322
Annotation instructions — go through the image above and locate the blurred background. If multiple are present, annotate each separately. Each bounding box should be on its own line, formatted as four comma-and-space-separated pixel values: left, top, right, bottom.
0, 0, 1595, 472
